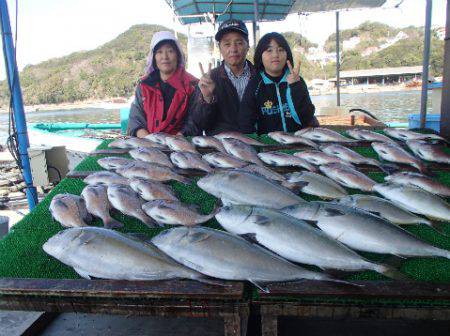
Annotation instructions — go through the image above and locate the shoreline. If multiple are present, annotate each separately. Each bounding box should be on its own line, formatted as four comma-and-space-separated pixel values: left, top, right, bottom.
0, 85, 423, 114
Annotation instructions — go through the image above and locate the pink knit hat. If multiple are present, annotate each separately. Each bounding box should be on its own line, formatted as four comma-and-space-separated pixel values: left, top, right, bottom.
144, 31, 185, 75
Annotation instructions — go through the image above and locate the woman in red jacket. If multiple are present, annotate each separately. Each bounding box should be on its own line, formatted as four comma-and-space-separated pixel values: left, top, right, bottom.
127, 31, 198, 137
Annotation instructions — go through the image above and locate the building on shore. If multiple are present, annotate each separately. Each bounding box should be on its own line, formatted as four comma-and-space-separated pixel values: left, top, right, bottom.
329, 66, 424, 87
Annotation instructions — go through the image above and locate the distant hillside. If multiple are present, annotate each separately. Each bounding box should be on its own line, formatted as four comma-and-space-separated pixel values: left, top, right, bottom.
324, 21, 444, 77
0, 24, 187, 106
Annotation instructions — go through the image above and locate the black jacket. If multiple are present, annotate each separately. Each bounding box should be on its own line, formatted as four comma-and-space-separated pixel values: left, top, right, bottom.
182, 61, 255, 136
238, 70, 315, 135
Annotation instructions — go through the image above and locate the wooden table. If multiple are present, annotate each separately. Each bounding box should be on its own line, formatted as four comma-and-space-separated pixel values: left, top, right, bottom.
253, 280, 450, 336
0, 278, 249, 336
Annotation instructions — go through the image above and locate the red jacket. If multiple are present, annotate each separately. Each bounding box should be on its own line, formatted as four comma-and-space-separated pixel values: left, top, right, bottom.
139, 67, 198, 135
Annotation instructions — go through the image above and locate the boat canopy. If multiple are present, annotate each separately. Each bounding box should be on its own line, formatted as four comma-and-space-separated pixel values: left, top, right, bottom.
166, 0, 387, 24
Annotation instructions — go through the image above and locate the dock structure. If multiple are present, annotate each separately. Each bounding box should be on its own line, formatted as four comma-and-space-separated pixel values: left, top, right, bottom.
329, 66, 423, 87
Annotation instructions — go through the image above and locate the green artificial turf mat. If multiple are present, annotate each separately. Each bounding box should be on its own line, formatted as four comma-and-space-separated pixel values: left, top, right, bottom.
1, 135, 450, 307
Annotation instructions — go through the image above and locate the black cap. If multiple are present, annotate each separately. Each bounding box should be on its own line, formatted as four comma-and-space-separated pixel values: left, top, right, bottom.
215, 19, 249, 42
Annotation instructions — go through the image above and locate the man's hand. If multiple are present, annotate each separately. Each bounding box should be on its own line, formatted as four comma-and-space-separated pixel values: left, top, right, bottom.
286, 59, 301, 85
198, 62, 215, 103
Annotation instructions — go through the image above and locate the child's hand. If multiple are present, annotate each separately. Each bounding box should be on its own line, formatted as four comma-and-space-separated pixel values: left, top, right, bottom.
286, 60, 301, 85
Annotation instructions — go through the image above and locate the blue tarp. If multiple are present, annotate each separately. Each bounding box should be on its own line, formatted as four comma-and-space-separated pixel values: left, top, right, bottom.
166, 0, 387, 24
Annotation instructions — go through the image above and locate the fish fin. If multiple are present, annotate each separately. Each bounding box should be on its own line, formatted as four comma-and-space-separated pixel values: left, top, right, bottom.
104, 217, 124, 229
290, 181, 310, 190
186, 230, 211, 244
127, 232, 151, 241
253, 215, 271, 226
249, 279, 270, 293
195, 277, 233, 287
74, 268, 92, 280
304, 220, 319, 227
221, 198, 237, 206
281, 181, 302, 192
239, 233, 258, 244
176, 175, 192, 185
142, 216, 160, 228
379, 163, 400, 175
379, 265, 409, 281
428, 221, 449, 236
323, 208, 346, 217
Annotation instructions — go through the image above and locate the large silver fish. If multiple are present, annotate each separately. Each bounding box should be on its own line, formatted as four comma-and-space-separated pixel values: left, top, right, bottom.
319, 163, 376, 192
294, 127, 355, 143
108, 137, 166, 149
81, 185, 123, 229
49, 193, 92, 228
129, 147, 173, 168
202, 152, 249, 169
373, 183, 450, 223
258, 151, 318, 172
321, 144, 386, 170
406, 140, 450, 164
97, 157, 134, 170
43, 227, 205, 281
142, 200, 217, 226
221, 138, 264, 165
197, 170, 304, 208
371, 142, 428, 173
294, 150, 353, 167
346, 129, 397, 143
83, 171, 129, 186
338, 194, 431, 226
216, 205, 398, 276
284, 171, 348, 199
214, 132, 266, 146
129, 178, 178, 202
280, 202, 450, 259
166, 136, 198, 154
191, 136, 226, 153
107, 184, 156, 228
152, 226, 341, 290
384, 128, 447, 142
267, 131, 319, 148
116, 164, 191, 184
384, 172, 450, 197
170, 152, 213, 173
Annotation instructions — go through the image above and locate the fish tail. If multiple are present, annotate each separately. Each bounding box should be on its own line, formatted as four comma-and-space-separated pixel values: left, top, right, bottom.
175, 175, 192, 185
428, 221, 449, 236
103, 216, 124, 229
378, 163, 400, 175
377, 264, 409, 281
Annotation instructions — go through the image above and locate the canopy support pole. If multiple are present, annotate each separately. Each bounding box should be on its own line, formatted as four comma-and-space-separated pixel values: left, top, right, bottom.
420, 0, 432, 129
253, 0, 259, 46
0, 0, 38, 209
336, 11, 341, 106
441, 0, 450, 138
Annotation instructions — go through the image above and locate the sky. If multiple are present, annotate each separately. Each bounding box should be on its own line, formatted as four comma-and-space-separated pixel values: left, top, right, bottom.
0, 0, 447, 79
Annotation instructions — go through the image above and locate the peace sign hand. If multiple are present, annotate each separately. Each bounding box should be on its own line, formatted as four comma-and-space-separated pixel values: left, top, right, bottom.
198, 62, 215, 103
286, 60, 301, 85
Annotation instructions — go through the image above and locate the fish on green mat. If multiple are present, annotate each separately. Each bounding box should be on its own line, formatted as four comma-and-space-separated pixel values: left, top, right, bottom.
197, 170, 304, 209
216, 205, 405, 280
214, 132, 266, 146
346, 128, 397, 144
258, 151, 317, 172
109, 137, 166, 150
166, 135, 198, 154
129, 147, 173, 168
97, 157, 134, 170
284, 171, 348, 200
43, 227, 206, 282
280, 202, 450, 259
373, 183, 450, 224
191, 136, 226, 153
221, 138, 264, 166
170, 152, 213, 173
385, 172, 450, 197
384, 128, 447, 142
295, 127, 356, 143
319, 163, 376, 192
338, 194, 431, 226
152, 226, 352, 292
202, 152, 248, 169
267, 131, 318, 148
81, 185, 123, 229
49, 193, 92, 228
372, 142, 428, 174
130, 178, 178, 202
406, 140, 450, 165
142, 199, 218, 226
117, 164, 191, 185
107, 184, 157, 228
84, 171, 129, 186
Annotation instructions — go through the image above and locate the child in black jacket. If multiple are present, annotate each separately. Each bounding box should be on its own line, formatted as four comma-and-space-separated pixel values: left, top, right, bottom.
239, 32, 316, 134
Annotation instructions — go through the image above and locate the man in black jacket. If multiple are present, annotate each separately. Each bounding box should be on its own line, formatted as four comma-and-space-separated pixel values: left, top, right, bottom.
182, 19, 255, 136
